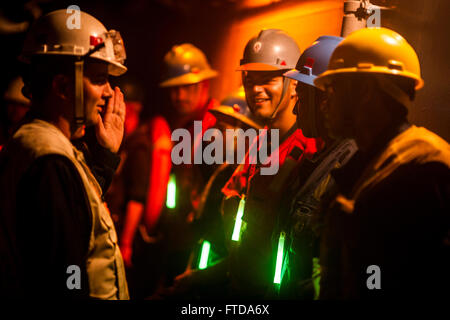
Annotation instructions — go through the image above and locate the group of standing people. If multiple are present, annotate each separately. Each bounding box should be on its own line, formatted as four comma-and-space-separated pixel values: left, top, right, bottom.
0, 7, 448, 300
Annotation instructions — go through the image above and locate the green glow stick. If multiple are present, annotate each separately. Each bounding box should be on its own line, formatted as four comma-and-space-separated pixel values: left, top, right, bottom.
198, 240, 211, 270
231, 196, 246, 242
273, 231, 286, 284
312, 257, 321, 300
166, 173, 176, 209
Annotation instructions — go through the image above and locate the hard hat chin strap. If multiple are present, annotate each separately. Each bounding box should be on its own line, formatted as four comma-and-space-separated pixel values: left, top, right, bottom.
268, 77, 292, 121
74, 59, 85, 127
73, 42, 106, 128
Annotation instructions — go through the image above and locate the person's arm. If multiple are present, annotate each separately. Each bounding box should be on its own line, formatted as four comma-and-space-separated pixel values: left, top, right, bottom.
173, 256, 229, 291
16, 154, 92, 299
120, 200, 144, 267
143, 117, 172, 233
73, 127, 121, 195
119, 133, 155, 266
119, 118, 172, 266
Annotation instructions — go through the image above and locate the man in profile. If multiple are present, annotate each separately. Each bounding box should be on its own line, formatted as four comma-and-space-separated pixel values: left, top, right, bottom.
0, 9, 129, 299
314, 27, 450, 299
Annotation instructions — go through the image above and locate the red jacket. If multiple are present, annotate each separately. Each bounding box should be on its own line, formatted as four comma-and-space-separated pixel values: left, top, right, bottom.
222, 127, 319, 199
221, 126, 320, 298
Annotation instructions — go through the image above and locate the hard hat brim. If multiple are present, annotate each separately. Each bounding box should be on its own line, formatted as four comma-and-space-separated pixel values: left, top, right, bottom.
159, 69, 218, 87
283, 69, 315, 86
21, 51, 127, 76
108, 60, 128, 76
208, 106, 262, 130
314, 67, 424, 91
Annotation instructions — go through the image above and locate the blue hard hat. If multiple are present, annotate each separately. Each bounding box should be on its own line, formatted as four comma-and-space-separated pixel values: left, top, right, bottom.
284, 35, 343, 87
221, 88, 249, 117
208, 86, 263, 130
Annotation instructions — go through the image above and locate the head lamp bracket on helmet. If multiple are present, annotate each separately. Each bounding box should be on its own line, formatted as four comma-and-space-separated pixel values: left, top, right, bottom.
299, 66, 313, 77
104, 30, 126, 64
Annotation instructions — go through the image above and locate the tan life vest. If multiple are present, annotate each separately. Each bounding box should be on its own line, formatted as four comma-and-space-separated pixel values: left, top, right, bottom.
335, 125, 450, 213
3, 119, 129, 299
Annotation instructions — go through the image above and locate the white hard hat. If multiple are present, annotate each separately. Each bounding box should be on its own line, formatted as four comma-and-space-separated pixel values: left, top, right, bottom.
21, 8, 127, 76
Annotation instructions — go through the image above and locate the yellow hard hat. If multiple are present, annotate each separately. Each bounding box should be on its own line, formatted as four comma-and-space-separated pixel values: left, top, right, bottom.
159, 43, 218, 87
314, 27, 424, 91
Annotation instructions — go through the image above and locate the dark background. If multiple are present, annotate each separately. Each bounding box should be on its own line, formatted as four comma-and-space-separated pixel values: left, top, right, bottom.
0, 0, 448, 141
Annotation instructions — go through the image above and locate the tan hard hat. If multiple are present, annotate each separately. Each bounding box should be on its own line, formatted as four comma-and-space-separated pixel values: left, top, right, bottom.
159, 43, 218, 87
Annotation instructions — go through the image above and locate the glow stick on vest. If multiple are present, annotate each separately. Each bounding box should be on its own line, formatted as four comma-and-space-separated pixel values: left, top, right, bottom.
273, 231, 286, 284
198, 240, 211, 270
166, 173, 176, 209
231, 196, 246, 242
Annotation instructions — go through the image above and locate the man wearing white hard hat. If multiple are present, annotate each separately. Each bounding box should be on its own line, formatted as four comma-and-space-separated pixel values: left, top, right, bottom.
0, 9, 129, 299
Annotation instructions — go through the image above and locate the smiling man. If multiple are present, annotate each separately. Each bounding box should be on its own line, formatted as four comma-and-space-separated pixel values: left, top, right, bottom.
242, 70, 293, 136
221, 29, 318, 299
0, 9, 129, 299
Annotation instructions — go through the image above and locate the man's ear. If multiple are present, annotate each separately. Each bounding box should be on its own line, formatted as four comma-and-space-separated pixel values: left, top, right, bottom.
52, 74, 72, 100
289, 79, 298, 98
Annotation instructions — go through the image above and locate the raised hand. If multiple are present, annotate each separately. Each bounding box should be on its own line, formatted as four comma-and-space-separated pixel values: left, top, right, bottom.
95, 86, 126, 153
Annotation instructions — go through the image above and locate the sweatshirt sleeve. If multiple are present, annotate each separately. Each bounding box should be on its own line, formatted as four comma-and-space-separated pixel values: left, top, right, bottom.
15, 154, 92, 299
